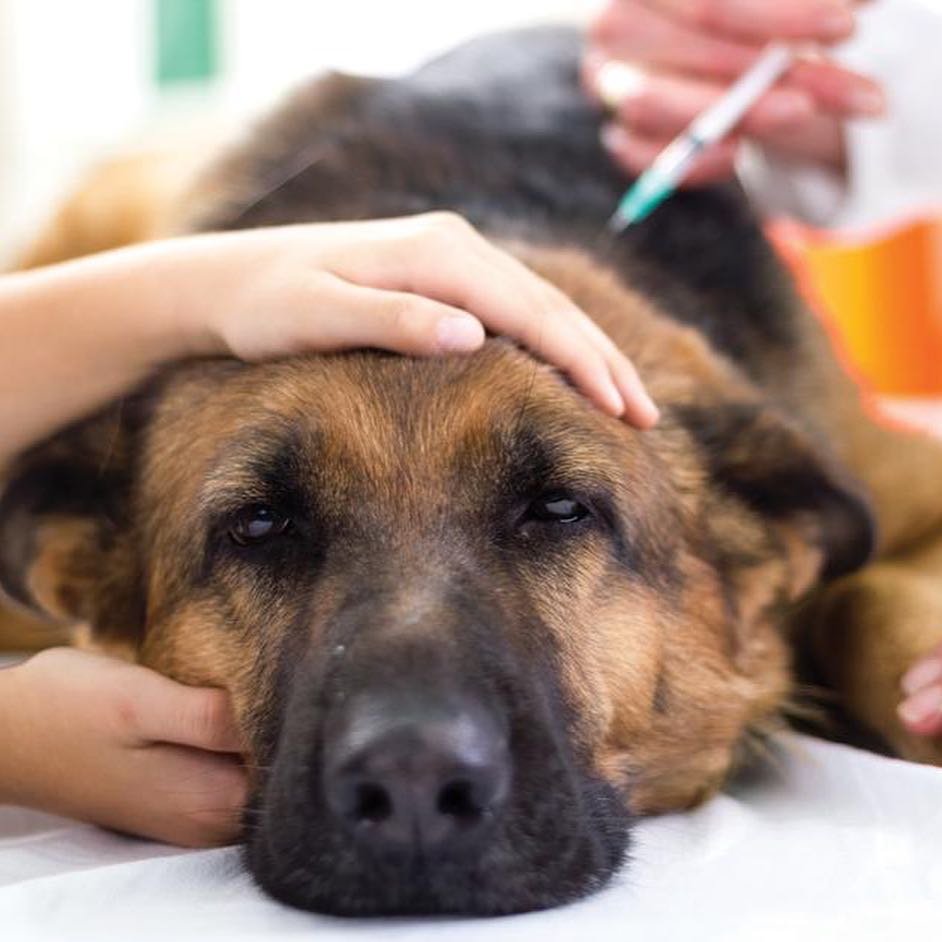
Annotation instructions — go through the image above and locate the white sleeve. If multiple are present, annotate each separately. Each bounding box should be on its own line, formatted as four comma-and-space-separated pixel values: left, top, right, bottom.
739, 0, 942, 230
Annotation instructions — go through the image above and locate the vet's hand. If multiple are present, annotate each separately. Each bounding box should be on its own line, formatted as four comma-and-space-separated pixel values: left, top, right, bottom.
585, 0, 885, 184
163, 213, 658, 428
0, 648, 246, 847
899, 644, 942, 737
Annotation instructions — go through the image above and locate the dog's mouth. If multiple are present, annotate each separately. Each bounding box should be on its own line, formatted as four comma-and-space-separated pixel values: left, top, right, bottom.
241, 626, 631, 917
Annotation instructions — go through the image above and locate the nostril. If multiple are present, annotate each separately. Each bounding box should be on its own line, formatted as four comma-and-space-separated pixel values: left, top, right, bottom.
325, 700, 511, 855
437, 779, 483, 822
353, 783, 393, 824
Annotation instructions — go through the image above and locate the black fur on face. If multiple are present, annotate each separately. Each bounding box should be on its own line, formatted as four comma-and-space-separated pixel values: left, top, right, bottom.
243, 574, 630, 916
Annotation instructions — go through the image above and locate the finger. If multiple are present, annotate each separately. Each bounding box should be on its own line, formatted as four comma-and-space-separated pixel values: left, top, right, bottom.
140, 746, 247, 847
598, 65, 815, 140
437, 238, 627, 415
334, 213, 655, 422
754, 113, 846, 167
461, 242, 634, 418
786, 58, 885, 117
589, 1, 762, 81
584, 329, 659, 427
132, 678, 244, 753
550, 294, 660, 426
898, 683, 942, 738
513, 318, 627, 419
601, 122, 741, 186
642, 0, 857, 43
365, 220, 632, 417
901, 643, 942, 696
588, 16, 882, 118
575, 315, 660, 427
316, 276, 486, 355
326, 214, 562, 358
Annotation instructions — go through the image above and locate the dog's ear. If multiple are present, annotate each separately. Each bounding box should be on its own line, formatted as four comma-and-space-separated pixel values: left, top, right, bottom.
677, 401, 876, 590
0, 404, 146, 647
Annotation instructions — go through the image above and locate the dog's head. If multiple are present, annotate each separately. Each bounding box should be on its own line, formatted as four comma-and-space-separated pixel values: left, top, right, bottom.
0, 248, 873, 915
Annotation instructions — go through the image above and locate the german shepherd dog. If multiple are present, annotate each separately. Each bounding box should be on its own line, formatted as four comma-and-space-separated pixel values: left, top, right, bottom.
4, 28, 942, 917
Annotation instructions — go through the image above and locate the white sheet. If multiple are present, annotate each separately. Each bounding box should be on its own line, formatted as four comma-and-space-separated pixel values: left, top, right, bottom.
3, 733, 942, 940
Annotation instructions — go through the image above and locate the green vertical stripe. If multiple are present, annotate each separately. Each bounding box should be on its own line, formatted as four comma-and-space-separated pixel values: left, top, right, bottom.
155, 0, 218, 86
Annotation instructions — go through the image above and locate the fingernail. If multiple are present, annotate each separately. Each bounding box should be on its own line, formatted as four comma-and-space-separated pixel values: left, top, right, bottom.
436, 314, 484, 353
622, 377, 660, 427
638, 395, 660, 427
898, 684, 942, 728
848, 86, 885, 117
600, 123, 627, 154
602, 376, 626, 416
902, 657, 942, 695
816, 5, 854, 39
595, 60, 645, 112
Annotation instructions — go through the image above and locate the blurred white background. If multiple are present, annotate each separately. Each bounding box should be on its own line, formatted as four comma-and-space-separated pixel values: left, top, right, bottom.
4, 1, 941, 262
0, 0, 591, 260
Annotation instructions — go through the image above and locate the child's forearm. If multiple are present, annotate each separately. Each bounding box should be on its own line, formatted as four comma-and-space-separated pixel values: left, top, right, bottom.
0, 246, 207, 470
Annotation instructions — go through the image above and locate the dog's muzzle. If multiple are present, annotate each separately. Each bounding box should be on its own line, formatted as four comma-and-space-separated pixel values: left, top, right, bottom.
244, 583, 630, 916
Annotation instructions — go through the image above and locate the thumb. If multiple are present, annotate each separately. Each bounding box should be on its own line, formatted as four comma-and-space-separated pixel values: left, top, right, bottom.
132, 674, 243, 753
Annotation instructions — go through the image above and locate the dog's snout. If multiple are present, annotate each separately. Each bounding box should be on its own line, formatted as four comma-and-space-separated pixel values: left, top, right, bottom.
324, 695, 511, 857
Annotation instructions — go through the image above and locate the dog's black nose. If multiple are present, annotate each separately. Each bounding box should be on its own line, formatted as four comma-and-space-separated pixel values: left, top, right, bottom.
323, 695, 510, 857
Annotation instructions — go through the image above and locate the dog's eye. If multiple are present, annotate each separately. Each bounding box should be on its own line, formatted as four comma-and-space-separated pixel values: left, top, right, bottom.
228, 504, 291, 546
525, 492, 591, 525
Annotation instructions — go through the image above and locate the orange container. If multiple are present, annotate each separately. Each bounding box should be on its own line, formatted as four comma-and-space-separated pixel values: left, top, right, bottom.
769, 216, 942, 396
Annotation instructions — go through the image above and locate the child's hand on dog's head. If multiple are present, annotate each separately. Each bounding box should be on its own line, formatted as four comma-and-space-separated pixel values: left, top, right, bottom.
585, 0, 885, 185
0, 648, 246, 847
1, 213, 657, 468
164, 213, 658, 428
168, 213, 657, 427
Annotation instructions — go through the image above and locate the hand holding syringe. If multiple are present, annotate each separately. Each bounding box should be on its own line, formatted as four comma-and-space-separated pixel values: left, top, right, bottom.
609, 43, 794, 229
585, 0, 885, 217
